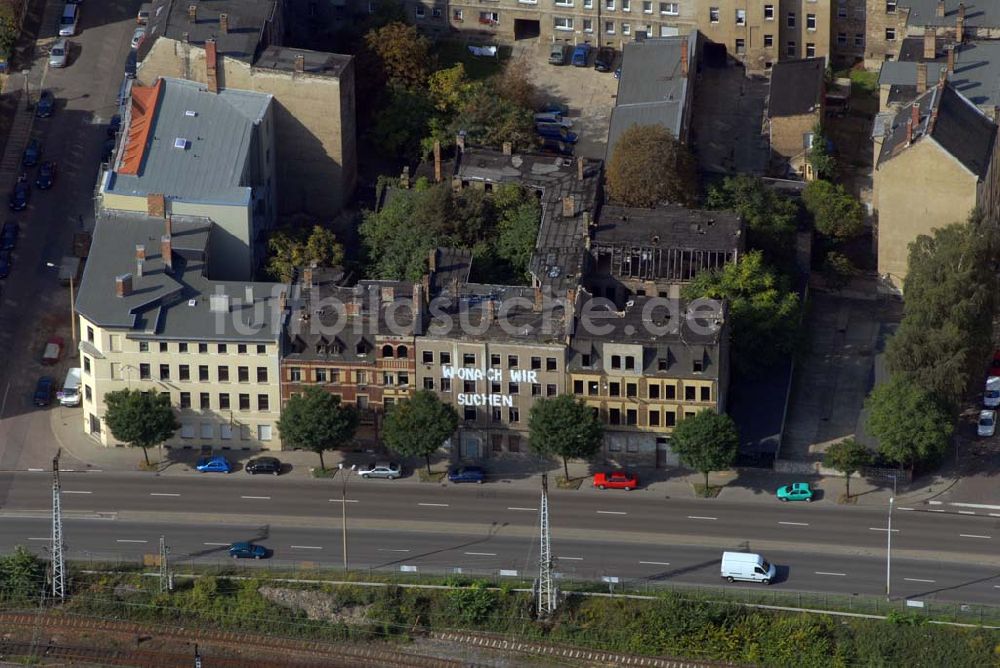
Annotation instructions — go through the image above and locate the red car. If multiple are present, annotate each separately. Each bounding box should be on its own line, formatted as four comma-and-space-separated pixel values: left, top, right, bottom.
593, 471, 638, 490
41, 336, 64, 365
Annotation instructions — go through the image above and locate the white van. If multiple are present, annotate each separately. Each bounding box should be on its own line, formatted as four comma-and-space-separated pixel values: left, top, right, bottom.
59, 4, 79, 37
721, 551, 776, 585
57, 368, 81, 407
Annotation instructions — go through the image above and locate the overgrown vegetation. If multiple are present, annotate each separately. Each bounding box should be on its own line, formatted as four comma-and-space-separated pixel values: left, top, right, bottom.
706, 175, 800, 273
605, 124, 698, 207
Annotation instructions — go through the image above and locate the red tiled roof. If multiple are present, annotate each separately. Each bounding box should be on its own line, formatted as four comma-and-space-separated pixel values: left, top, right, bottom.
118, 79, 164, 176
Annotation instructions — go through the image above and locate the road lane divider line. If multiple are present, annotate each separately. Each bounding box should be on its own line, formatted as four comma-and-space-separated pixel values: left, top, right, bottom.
928, 509, 945, 513
897, 507, 915, 512
27, 468, 43, 472
377, 549, 410, 553
596, 510, 627, 515
869, 528, 899, 532
556, 556, 583, 561
990, 513, 1000, 518
958, 534, 991, 539
948, 502, 1000, 511
928, 501, 943, 505
464, 552, 497, 556
150, 493, 180, 497
290, 545, 322, 550
418, 503, 449, 507
688, 516, 717, 520
638, 561, 670, 566
329, 499, 359, 503
240, 496, 271, 500
116, 539, 147, 544
778, 521, 809, 526
26, 537, 49, 541
815, 572, 846, 577
904, 578, 936, 583
62, 491, 92, 494
507, 507, 537, 511
203, 542, 229, 546
957, 511, 975, 515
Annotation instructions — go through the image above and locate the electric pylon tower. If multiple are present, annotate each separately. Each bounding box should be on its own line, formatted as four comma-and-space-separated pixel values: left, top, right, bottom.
51, 450, 65, 600
537, 473, 556, 617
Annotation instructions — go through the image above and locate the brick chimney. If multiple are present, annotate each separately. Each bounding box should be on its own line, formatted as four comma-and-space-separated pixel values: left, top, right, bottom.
205, 38, 218, 94
484, 299, 496, 325
161, 235, 173, 272
380, 285, 395, 303
957, 3, 965, 42
165, 215, 172, 237
428, 248, 437, 273
345, 299, 360, 317
279, 290, 287, 312
680, 38, 689, 77
433, 140, 442, 183
116, 274, 133, 297
533, 286, 544, 312
136, 244, 146, 278
502, 141, 512, 156
294, 54, 305, 73
146, 193, 166, 218
936, 0, 945, 17
562, 195, 575, 217
923, 26, 935, 60
577, 157, 585, 180
947, 45, 956, 73
188, 3, 197, 22
916, 61, 928, 93
303, 264, 315, 289
219, 12, 229, 34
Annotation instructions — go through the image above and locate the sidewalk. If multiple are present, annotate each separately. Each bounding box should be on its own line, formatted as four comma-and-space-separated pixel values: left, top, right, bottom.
48, 405, 960, 509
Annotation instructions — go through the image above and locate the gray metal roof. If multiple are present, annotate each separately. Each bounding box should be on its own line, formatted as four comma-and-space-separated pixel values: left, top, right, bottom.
607, 36, 695, 159
903, 0, 1000, 27
255, 45, 351, 77
107, 78, 272, 205
140, 0, 278, 62
884, 39, 1000, 108
594, 204, 744, 251
767, 58, 826, 118
76, 212, 286, 342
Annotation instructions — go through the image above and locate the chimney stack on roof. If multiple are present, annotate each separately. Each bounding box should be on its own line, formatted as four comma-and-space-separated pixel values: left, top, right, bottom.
916, 61, 928, 93
136, 244, 146, 278
147, 192, 166, 219
380, 285, 395, 303
947, 45, 956, 73
116, 274, 133, 298
165, 215, 172, 237
936, 0, 945, 16
428, 248, 437, 273
502, 141, 512, 156
205, 38, 219, 94
279, 290, 287, 312
484, 298, 496, 325
577, 157, 585, 180
161, 235, 173, 273
219, 12, 229, 34
433, 140, 442, 183
680, 38, 689, 77
188, 3, 197, 22
399, 165, 410, 189
245, 285, 254, 304
562, 195, 576, 218
294, 54, 305, 73
957, 3, 966, 42
923, 26, 936, 60
533, 286, 544, 312
303, 264, 315, 290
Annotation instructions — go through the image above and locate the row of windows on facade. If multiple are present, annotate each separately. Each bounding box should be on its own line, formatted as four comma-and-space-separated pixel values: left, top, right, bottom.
288, 368, 411, 386
96, 388, 275, 413
573, 379, 712, 402
118, 361, 272, 384
290, 351, 562, 374
83, 327, 270, 356
451, 0, 678, 15
172, 421, 273, 441
460, 403, 696, 427
711, 6, 820, 29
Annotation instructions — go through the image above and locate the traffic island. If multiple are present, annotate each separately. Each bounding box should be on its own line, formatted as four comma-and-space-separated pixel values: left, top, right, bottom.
555, 476, 584, 490
692, 483, 723, 498
310, 467, 338, 479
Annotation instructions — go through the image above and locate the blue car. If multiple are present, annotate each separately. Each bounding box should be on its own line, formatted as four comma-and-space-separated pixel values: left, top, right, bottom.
228, 542, 268, 559
107, 114, 121, 138
33, 376, 54, 407
535, 123, 578, 144
22, 139, 41, 168
1, 222, 18, 251
196, 455, 233, 473
448, 466, 486, 484
8, 178, 28, 211
35, 91, 54, 119
35, 161, 56, 190
571, 43, 591, 67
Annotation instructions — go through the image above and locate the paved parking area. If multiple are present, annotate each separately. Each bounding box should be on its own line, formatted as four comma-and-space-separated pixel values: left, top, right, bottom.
519, 41, 620, 160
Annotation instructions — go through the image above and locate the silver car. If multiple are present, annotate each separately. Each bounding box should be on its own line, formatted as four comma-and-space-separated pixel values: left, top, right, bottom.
358, 461, 402, 480
48, 39, 67, 68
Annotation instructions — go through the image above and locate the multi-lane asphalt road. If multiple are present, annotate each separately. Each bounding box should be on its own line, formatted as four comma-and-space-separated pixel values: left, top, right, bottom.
0, 470, 996, 603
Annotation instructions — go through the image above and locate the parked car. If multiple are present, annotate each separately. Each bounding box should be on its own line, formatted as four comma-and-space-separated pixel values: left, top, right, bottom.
131, 27, 147, 49
124, 50, 137, 79
548, 43, 568, 65
594, 46, 615, 72
571, 43, 591, 67
533, 112, 573, 127
58, 3, 80, 37
35, 161, 56, 190
0, 250, 10, 279
448, 466, 485, 484
986, 376, 1000, 408
101, 138, 116, 163
593, 471, 638, 490
245, 456, 282, 475
48, 39, 67, 68
107, 114, 122, 138
538, 102, 569, 116
136, 2, 152, 25
776, 482, 813, 502
8, 178, 28, 211
614, 66, 622, 79
22, 139, 41, 167
196, 455, 233, 473
537, 138, 574, 156
358, 461, 402, 480
228, 542, 268, 559
35, 91, 55, 118
33, 376, 54, 407
0, 221, 18, 250
41, 337, 64, 365
535, 123, 578, 143
978, 409, 996, 437
991, 350, 1000, 375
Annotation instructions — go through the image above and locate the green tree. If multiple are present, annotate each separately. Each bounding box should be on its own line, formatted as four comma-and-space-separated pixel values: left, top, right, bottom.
382, 390, 459, 473
706, 175, 800, 270
669, 410, 739, 491
0, 546, 46, 603
683, 251, 800, 373
370, 85, 434, 160
823, 438, 872, 498
364, 22, 434, 90
865, 377, 953, 469
103, 389, 180, 466
528, 395, 604, 480
267, 225, 345, 282
606, 124, 697, 207
493, 58, 538, 111
450, 81, 536, 151
806, 122, 836, 180
277, 387, 359, 470
802, 179, 864, 239
428, 63, 470, 113
822, 250, 857, 289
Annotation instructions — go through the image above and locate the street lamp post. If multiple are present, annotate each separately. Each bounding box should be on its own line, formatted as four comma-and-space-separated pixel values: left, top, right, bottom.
885, 496, 894, 601
337, 463, 356, 572
46, 262, 77, 345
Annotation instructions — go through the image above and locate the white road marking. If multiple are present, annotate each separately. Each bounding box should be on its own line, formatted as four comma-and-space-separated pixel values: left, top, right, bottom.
377, 548, 410, 553
688, 516, 718, 521
959, 534, 992, 539
27, 468, 43, 472
948, 502, 1000, 511
290, 545, 322, 550
329, 499, 359, 503
638, 561, 670, 566
596, 510, 627, 515
241, 495, 270, 500
203, 542, 229, 546
464, 552, 497, 556
904, 578, 936, 583
62, 490, 91, 494
815, 572, 846, 577
556, 556, 583, 561
958, 511, 975, 515
991, 513, 1000, 518
778, 521, 809, 526
869, 528, 899, 533
928, 509, 946, 513
507, 507, 537, 511
928, 501, 943, 505
116, 539, 147, 544
418, 503, 449, 507
150, 493, 180, 497
897, 507, 915, 512
27, 537, 49, 541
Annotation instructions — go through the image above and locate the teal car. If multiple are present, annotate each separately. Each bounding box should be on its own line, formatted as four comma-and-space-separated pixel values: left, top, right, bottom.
776, 482, 813, 502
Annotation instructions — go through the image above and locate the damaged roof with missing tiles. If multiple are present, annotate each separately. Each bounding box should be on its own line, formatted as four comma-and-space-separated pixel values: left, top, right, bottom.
139, 0, 278, 62
593, 203, 744, 251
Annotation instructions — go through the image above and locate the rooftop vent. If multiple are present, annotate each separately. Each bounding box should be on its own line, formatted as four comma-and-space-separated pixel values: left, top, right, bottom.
187, 299, 197, 307
174, 137, 188, 149
184, 110, 197, 117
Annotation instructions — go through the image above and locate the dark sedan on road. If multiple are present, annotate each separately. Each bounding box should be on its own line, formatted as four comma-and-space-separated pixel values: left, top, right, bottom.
228, 542, 269, 559
448, 466, 486, 484
21, 139, 41, 168
8, 178, 28, 211
245, 456, 282, 475
0, 221, 17, 250
35, 161, 56, 190
0, 250, 10, 278
35, 91, 54, 118
33, 376, 54, 407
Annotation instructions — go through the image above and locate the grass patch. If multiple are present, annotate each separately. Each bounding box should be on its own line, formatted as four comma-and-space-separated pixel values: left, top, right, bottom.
556, 476, 584, 490
837, 493, 858, 505
417, 468, 448, 483
310, 467, 338, 479
434, 40, 511, 80
848, 69, 879, 95
137, 461, 159, 472
692, 483, 723, 498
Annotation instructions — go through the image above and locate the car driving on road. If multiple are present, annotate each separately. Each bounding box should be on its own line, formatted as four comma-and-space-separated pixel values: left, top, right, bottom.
229, 542, 268, 559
